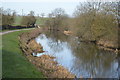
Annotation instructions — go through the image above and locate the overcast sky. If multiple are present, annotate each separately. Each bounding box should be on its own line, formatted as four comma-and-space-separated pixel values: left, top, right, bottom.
2, 0, 118, 17
2, 0, 84, 17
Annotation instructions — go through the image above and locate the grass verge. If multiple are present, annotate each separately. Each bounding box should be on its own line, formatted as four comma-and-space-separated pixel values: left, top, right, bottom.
2, 30, 44, 78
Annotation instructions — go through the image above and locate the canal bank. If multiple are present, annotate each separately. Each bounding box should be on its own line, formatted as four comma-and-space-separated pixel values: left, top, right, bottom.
63, 30, 119, 53
19, 28, 75, 78
19, 28, 119, 78
35, 31, 119, 78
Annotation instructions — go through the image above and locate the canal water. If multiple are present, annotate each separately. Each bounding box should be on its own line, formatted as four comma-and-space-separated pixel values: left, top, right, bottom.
35, 31, 119, 78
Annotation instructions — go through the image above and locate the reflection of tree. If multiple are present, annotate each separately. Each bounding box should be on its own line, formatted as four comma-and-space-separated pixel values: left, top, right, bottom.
117, 53, 120, 79
47, 39, 63, 53
38, 31, 118, 78
41, 31, 70, 53
43, 30, 69, 42
70, 42, 117, 78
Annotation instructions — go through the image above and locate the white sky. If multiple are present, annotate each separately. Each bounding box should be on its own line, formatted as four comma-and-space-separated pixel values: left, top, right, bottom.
2, 0, 119, 17
2, 1, 82, 17
2, 0, 119, 2
2, 0, 84, 2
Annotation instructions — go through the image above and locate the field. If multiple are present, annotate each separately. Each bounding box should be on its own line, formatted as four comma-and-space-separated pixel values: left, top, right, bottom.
13, 16, 23, 26
35, 17, 49, 25
13, 16, 49, 26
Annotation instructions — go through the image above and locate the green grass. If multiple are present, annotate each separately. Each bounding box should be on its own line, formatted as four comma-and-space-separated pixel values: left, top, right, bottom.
13, 16, 23, 26
12, 16, 49, 26
35, 17, 49, 25
2, 30, 44, 78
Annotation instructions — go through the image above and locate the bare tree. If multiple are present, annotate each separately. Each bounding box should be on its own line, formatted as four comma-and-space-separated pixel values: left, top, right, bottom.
40, 13, 45, 18
72, 2, 118, 42
50, 8, 68, 30
2, 8, 16, 29
45, 8, 68, 31
52, 8, 65, 17
21, 11, 36, 26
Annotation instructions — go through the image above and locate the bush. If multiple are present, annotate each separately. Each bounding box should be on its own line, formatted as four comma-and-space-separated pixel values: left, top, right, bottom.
21, 11, 36, 26
1, 8, 16, 29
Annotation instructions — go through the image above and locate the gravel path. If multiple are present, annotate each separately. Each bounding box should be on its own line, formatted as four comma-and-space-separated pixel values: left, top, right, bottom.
0, 28, 35, 35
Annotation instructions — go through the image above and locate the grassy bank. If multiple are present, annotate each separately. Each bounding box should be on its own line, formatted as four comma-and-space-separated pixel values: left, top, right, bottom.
2, 30, 44, 78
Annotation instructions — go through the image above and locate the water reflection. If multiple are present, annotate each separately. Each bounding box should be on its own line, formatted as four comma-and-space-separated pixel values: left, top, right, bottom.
35, 31, 119, 78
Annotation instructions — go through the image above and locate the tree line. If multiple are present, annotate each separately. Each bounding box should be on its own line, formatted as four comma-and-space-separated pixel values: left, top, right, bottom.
44, 2, 119, 45
72, 2, 118, 42
1, 2, 119, 44
0, 8, 36, 29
